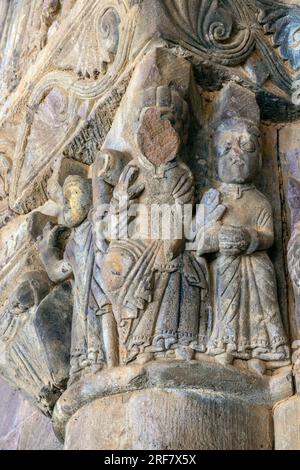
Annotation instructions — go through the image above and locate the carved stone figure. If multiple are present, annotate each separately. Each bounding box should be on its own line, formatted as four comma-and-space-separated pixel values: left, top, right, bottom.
199, 83, 290, 367
101, 87, 209, 365
38, 154, 129, 383
0, 270, 73, 415
91, 149, 131, 368
37, 162, 104, 384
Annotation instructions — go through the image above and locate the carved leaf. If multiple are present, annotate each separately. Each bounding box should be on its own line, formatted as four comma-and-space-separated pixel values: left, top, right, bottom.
16, 88, 81, 207
258, 2, 300, 72
57, 7, 121, 78
164, 0, 255, 66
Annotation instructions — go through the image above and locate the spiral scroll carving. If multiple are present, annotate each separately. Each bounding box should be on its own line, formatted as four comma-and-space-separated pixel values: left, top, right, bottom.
164, 0, 255, 66
98, 8, 121, 57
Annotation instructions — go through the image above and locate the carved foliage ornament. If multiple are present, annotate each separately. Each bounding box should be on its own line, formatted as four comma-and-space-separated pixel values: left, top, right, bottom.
7, 0, 300, 217
58, 6, 121, 78
10, 0, 138, 214
258, 0, 300, 72
164, 0, 256, 66
163, 0, 300, 96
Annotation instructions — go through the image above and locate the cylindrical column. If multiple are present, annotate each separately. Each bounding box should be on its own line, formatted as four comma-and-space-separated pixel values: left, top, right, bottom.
64, 388, 273, 450
53, 361, 283, 450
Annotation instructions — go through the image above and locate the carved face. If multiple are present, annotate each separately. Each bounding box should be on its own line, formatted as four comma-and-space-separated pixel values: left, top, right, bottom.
215, 121, 261, 184
62, 176, 92, 228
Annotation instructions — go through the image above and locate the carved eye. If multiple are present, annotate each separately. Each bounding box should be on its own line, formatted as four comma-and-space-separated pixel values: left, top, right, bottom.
240, 139, 256, 153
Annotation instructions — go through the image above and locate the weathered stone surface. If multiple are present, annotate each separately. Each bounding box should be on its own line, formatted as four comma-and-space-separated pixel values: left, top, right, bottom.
65, 389, 273, 450
0, 378, 62, 450
0, 204, 74, 415
274, 395, 300, 450
53, 361, 293, 445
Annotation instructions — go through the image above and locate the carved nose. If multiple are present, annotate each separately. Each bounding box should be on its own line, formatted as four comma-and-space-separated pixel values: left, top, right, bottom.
232, 145, 243, 157
230, 152, 244, 166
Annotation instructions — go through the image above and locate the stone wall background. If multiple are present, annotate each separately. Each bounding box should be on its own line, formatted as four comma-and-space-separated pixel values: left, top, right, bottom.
0, 378, 62, 450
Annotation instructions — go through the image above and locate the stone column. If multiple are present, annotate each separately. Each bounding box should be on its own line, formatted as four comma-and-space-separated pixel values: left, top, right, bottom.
54, 362, 287, 450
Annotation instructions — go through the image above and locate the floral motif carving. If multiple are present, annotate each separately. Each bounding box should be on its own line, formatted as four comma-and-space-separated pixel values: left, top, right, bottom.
162, 0, 300, 98
258, 0, 300, 72
57, 6, 122, 78
164, 0, 255, 66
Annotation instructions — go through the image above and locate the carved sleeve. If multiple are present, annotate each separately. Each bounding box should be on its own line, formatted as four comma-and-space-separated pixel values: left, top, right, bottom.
38, 227, 73, 283
40, 250, 73, 284
247, 205, 274, 254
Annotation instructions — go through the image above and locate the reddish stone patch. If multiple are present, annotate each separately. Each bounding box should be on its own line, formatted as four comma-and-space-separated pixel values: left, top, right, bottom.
137, 108, 180, 166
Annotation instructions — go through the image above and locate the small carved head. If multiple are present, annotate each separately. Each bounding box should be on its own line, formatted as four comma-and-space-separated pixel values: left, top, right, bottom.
62, 175, 92, 228
214, 119, 261, 184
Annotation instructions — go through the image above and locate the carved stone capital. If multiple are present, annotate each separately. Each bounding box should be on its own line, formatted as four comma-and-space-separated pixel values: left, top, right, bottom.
0, 0, 300, 450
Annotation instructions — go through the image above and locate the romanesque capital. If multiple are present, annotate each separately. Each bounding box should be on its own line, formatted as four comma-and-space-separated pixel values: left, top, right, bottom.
1, 0, 300, 450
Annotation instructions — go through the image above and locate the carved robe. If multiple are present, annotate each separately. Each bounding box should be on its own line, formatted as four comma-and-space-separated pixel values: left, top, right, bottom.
102, 158, 210, 363
64, 217, 105, 375
208, 184, 289, 360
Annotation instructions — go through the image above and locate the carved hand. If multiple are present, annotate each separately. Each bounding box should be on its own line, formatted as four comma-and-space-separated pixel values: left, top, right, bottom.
196, 189, 227, 255
113, 165, 145, 204
219, 225, 251, 255
172, 172, 194, 205
201, 189, 226, 226
155, 239, 184, 268
36, 222, 72, 282
37, 222, 66, 253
